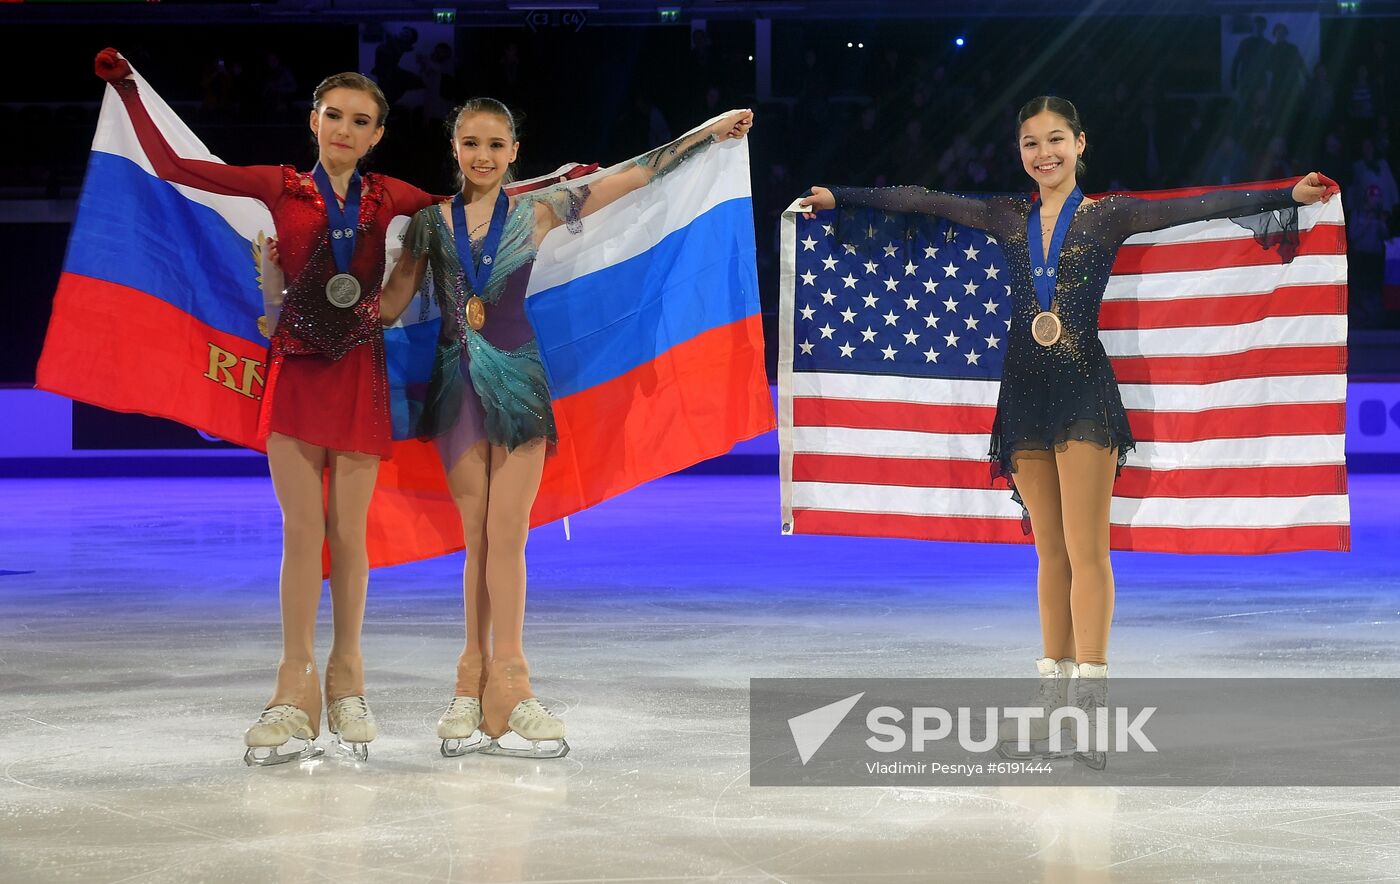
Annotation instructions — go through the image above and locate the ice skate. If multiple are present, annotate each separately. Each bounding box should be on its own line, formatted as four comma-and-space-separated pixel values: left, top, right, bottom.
244, 659, 323, 766
1072, 662, 1109, 770
243, 705, 323, 766
327, 695, 376, 761
997, 657, 1078, 761
438, 650, 488, 757
438, 697, 487, 756
325, 655, 374, 761
479, 656, 569, 759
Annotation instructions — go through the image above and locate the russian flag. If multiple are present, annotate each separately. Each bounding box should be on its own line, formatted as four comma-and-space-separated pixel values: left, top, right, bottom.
37, 70, 275, 450
523, 124, 775, 523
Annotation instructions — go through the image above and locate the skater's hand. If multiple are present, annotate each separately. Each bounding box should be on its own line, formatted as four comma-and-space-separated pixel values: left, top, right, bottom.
264, 237, 281, 269
797, 186, 835, 219
709, 109, 754, 142
95, 48, 133, 83
1293, 172, 1338, 205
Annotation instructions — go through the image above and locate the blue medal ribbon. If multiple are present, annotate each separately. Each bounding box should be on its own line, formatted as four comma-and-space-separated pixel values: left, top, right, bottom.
451, 189, 510, 295
1027, 186, 1084, 313
312, 164, 362, 273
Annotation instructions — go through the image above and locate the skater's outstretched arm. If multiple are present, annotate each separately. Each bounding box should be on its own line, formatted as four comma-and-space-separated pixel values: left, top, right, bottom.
798, 184, 1022, 240
95, 49, 283, 204
1109, 173, 1335, 237
530, 109, 753, 245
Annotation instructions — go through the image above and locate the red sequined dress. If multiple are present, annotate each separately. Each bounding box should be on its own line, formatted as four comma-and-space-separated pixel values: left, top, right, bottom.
112, 79, 436, 457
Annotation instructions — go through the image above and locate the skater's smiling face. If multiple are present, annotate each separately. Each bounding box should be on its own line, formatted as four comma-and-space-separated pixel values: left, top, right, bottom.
1018, 110, 1085, 192
453, 111, 519, 195
309, 84, 385, 170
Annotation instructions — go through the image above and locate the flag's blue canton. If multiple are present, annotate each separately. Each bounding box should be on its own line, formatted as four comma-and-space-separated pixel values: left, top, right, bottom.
793, 211, 1009, 379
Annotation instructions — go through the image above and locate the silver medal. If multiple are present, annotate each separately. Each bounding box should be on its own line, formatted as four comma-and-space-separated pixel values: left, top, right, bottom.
325, 272, 362, 308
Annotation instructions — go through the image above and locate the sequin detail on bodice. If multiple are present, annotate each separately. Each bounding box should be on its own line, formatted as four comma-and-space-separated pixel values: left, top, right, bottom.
272, 167, 390, 361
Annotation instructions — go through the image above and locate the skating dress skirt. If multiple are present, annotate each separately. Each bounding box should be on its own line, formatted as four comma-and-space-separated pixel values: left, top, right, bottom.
828, 184, 1301, 530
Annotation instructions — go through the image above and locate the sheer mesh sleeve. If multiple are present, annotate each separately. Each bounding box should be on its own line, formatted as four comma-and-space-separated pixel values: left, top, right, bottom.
1111, 186, 1298, 235
1108, 185, 1302, 259
633, 129, 717, 181
401, 205, 438, 259
826, 186, 1025, 241
527, 183, 592, 235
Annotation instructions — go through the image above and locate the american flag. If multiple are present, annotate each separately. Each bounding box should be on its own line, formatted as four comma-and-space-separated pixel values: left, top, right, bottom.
778, 185, 1350, 554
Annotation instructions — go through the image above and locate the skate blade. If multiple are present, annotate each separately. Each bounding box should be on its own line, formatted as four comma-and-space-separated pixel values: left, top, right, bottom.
1073, 750, 1107, 771
331, 734, 371, 762
243, 740, 323, 767
478, 736, 570, 760
440, 733, 488, 757
995, 739, 1076, 762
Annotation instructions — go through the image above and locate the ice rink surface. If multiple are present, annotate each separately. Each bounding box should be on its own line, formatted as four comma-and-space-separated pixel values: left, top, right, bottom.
2, 473, 1398, 882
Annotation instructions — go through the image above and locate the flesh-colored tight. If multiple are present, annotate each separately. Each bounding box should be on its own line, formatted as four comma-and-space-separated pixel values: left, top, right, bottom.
1009, 441, 1118, 665
264, 432, 380, 733
447, 438, 547, 681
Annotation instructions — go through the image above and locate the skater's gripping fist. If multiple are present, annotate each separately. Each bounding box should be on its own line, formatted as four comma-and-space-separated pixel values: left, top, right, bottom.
797, 186, 835, 220
1292, 172, 1339, 206
94, 48, 133, 83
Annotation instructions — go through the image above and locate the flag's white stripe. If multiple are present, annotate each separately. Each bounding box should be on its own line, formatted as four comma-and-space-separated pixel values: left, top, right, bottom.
791, 426, 992, 461
1103, 255, 1347, 301
1132, 436, 1344, 468
792, 482, 1020, 518
791, 372, 1344, 411
98, 73, 273, 243
791, 426, 1345, 468
778, 206, 801, 530
1110, 493, 1349, 528
527, 135, 751, 294
791, 372, 1001, 407
1119, 374, 1345, 411
1101, 314, 1346, 358
1118, 198, 1342, 245
792, 481, 1349, 528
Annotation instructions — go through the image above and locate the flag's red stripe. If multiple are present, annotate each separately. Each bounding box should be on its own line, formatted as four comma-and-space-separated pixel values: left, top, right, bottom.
791, 454, 1347, 499
1114, 463, 1347, 498
1107, 522, 1350, 554
35, 273, 266, 450
1099, 284, 1346, 330
793, 398, 996, 434
535, 314, 775, 525
1127, 402, 1344, 442
1112, 225, 1345, 274
1110, 346, 1347, 384
792, 509, 1030, 544
794, 399, 1343, 443
791, 509, 1350, 553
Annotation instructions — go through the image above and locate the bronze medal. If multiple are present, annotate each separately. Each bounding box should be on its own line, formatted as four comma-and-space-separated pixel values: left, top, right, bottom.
466, 295, 487, 331
326, 272, 362, 308
1031, 310, 1062, 347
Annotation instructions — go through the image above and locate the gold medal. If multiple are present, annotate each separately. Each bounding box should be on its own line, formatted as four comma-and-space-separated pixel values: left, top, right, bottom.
466, 295, 486, 331
1031, 311, 1062, 347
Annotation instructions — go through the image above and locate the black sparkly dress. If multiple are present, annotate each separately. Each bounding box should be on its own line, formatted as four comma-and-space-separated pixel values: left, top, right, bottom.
827, 185, 1301, 529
